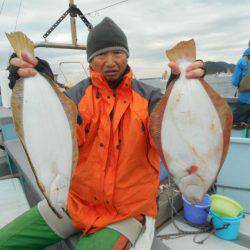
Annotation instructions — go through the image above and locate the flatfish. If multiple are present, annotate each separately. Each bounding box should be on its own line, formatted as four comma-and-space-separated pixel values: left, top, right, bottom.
149, 39, 232, 204
6, 32, 78, 217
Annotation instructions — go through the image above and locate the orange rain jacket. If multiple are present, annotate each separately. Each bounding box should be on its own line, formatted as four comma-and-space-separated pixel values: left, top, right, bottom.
65, 67, 163, 234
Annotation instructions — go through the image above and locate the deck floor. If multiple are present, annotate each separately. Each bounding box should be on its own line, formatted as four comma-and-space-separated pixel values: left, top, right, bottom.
155, 214, 250, 250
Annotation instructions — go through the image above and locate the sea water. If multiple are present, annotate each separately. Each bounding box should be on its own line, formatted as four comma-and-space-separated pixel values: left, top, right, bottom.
53, 66, 236, 97
141, 75, 236, 97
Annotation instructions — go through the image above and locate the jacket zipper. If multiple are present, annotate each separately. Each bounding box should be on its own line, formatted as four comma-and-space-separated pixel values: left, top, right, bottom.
103, 90, 116, 206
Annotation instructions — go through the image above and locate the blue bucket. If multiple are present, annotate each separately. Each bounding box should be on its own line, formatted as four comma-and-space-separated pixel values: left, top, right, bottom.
210, 209, 243, 240
182, 194, 210, 225
159, 160, 169, 181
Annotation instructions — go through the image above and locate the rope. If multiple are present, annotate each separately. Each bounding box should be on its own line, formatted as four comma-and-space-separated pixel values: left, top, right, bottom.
5, 0, 23, 67
14, 0, 23, 30
84, 0, 129, 16
157, 177, 213, 244
0, 0, 5, 16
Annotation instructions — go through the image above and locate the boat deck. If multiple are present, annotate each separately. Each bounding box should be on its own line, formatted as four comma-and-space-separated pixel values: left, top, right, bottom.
0, 105, 250, 249
154, 214, 250, 250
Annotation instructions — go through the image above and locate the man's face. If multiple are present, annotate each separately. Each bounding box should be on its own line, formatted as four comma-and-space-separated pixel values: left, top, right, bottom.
90, 50, 128, 83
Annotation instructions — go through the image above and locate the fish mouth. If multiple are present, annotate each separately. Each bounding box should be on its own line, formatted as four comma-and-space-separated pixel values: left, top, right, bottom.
177, 174, 206, 204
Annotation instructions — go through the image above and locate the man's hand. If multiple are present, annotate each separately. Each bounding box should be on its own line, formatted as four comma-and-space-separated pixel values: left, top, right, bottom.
168, 60, 205, 79
10, 51, 38, 78
7, 51, 54, 89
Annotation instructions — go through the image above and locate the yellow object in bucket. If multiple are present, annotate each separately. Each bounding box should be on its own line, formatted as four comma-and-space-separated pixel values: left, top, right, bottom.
211, 194, 243, 218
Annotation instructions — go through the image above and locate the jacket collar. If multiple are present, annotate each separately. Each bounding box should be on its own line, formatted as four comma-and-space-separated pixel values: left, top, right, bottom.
89, 66, 133, 96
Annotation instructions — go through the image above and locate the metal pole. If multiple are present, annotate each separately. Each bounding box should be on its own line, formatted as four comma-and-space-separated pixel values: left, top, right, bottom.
69, 0, 77, 45
34, 41, 86, 50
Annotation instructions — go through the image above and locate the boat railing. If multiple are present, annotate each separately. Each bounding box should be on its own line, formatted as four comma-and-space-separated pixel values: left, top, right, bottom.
58, 61, 89, 85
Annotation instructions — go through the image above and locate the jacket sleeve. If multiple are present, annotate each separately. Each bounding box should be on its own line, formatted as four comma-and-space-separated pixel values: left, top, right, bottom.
64, 79, 91, 147
149, 88, 163, 114
166, 72, 180, 89
231, 59, 243, 87
35, 57, 54, 80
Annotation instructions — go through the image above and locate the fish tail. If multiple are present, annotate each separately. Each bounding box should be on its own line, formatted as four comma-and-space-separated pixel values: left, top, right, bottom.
5, 31, 35, 59
166, 39, 196, 62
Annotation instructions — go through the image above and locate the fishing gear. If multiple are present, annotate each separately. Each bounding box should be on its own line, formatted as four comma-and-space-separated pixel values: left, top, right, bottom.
157, 177, 226, 245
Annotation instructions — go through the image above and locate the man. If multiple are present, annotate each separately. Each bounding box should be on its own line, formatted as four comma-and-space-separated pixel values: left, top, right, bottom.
231, 45, 250, 125
0, 17, 205, 249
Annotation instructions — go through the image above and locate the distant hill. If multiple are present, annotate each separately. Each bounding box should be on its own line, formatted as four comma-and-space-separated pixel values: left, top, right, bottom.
205, 61, 235, 75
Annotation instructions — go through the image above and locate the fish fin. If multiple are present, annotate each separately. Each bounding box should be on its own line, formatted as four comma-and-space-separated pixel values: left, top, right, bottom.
166, 39, 196, 62
11, 78, 25, 139
149, 82, 176, 173
199, 78, 233, 167
5, 31, 35, 58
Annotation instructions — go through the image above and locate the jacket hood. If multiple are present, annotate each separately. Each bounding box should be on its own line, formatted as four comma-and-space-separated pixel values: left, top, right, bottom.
243, 48, 250, 56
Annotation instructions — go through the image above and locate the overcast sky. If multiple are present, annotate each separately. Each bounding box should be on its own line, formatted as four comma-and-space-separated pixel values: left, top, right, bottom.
0, 0, 250, 79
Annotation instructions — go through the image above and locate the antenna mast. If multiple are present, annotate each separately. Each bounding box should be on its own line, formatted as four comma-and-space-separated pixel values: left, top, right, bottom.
70, 0, 77, 46
35, 0, 92, 50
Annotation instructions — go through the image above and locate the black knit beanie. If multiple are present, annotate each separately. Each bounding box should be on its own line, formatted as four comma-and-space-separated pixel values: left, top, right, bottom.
87, 17, 129, 62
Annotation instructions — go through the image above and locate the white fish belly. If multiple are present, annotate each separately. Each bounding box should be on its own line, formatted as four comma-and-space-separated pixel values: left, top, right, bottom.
161, 73, 223, 202
22, 74, 73, 214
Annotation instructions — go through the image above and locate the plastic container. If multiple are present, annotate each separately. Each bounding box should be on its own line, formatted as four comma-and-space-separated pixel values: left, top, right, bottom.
159, 160, 168, 181
211, 194, 243, 218
210, 209, 243, 240
182, 194, 210, 225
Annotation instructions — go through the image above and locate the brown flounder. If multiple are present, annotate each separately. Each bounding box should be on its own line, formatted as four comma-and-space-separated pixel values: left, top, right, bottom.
149, 39, 232, 204
6, 32, 78, 217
